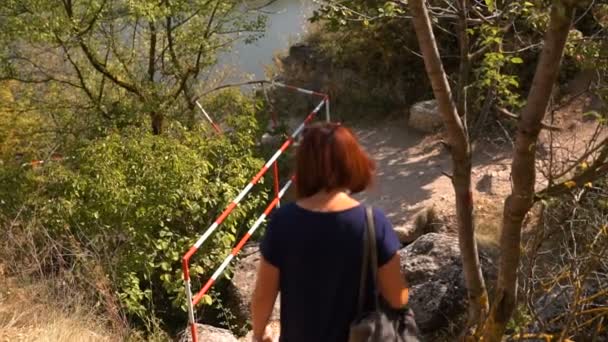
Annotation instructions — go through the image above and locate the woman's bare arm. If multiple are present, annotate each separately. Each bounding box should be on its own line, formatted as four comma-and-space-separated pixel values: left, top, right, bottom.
251, 257, 279, 340
378, 254, 409, 309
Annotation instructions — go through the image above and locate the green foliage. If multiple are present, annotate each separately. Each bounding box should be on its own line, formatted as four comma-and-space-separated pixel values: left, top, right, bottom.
300, 2, 435, 118
0, 82, 53, 162
311, 1, 406, 31
0, 92, 269, 326
308, 0, 606, 124
506, 304, 533, 334
474, 50, 525, 109
0, 0, 267, 134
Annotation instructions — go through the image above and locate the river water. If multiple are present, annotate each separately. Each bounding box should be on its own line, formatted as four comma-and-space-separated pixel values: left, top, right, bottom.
217, 0, 315, 80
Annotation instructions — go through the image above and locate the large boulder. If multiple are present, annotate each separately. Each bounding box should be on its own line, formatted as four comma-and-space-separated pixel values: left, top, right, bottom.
227, 244, 281, 327
399, 233, 496, 333
409, 100, 443, 133
179, 324, 238, 342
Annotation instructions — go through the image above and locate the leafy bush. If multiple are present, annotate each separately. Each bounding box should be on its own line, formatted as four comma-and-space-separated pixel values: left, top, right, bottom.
0, 91, 272, 332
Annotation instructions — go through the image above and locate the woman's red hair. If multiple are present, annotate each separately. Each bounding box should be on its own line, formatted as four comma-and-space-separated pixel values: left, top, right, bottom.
295, 122, 375, 198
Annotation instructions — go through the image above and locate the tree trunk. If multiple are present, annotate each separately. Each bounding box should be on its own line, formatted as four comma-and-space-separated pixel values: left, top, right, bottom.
409, 0, 489, 332
151, 112, 164, 135
483, 2, 576, 340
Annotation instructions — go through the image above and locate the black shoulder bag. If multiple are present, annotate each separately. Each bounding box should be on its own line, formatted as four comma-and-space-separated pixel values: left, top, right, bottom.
348, 206, 420, 342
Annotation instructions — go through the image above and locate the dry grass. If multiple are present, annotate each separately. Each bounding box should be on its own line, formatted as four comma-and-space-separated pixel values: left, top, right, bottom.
0, 276, 126, 342
475, 196, 544, 251
475, 196, 504, 250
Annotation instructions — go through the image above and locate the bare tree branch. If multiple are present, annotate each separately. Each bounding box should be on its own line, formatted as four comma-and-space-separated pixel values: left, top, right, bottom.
496, 106, 563, 132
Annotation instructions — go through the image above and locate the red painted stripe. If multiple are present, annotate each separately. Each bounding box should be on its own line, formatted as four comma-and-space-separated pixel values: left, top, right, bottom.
273, 162, 280, 199
183, 245, 199, 265
216, 202, 237, 225
251, 165, 269, 185
193, 278, 215, 305
212, 122, 222, 134
281, 84, 326, 98
190, 323, 198, 342
303, 111, 316, 124
232, 233, 252, 255
278, 138, 293, 152
264, 197, 281, 216
182, 256, 193, 280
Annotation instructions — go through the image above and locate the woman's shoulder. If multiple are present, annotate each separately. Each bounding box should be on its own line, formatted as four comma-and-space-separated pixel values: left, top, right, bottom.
268, 202, 300, 223
357, 205, 394, 234
269, 202, 390, 225
370, 206, 390, 223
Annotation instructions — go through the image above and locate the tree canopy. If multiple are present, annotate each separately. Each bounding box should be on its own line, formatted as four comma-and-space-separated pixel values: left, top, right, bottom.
0, 0, 266, 135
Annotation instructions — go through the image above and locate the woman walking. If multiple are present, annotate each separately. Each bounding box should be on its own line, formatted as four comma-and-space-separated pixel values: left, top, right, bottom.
251, 122, 410, 342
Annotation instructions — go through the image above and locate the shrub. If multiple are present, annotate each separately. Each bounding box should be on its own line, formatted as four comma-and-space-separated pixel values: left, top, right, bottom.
0, 91, 272, 332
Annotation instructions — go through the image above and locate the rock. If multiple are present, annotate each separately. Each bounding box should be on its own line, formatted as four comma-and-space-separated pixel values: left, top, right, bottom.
287, 43, 314, 66
399, 233, 496, 332
179, 324, 238, 342
227, 244, 281, 327
239, 321, 281, 342
261, 132, 282, 146
476, 173, 494, 194
409, 100, 443, 133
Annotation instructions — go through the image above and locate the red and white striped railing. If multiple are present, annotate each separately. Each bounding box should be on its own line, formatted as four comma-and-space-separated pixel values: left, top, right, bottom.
190, 177, 294, 307
195, 101, 223, 134
273, 81, 331, 122
182, 84, 330, 342
196, 81, 331, 134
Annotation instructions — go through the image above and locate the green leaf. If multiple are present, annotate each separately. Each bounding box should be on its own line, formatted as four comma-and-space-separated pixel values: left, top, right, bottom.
484, 0, 495, 11
510, 57, 524, 64
508, 78, 520, 87
202, 295, 213, 305
160, 261, 171, 271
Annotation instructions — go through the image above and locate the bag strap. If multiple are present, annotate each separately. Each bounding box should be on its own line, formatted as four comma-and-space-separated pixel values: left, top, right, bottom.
356, 206, 380, 315
356, 207, 370, 315
366, 206, 380, 309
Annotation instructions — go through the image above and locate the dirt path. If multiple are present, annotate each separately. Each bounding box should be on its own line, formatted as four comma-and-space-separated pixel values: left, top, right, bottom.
280, 92, 603, 246
352, 96, 603, 243
354, 116, 511, 232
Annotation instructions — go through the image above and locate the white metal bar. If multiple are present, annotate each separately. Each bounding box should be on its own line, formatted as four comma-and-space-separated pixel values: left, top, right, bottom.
211, 254, 234, 280
193, 222, 219, 248
195, 101, 216, 126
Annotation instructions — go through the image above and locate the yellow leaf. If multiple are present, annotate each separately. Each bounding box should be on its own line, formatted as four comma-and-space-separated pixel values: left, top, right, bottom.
580, 162, 589, 170
564, 180, 577, 189
585, 182, 593, 188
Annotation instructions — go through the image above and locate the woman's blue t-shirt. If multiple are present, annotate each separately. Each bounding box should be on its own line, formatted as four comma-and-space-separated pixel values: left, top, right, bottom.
260, 202, 400, 342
